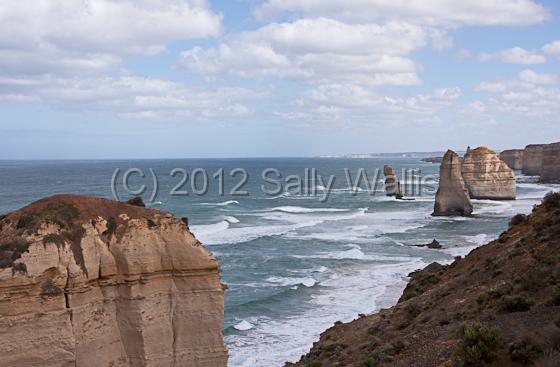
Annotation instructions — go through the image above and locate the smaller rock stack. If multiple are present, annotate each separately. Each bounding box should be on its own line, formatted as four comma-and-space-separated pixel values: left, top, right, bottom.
499, 149, 524, 170
383, 165, 403, 199
433, 150, 473, 216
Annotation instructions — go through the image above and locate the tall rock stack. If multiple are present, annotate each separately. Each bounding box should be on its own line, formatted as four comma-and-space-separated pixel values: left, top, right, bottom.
540, 142, 560, 183
499, 149, 524, 170
522, 144, 545, 176
433, 150, 473, 216
461, 147, 516, 200
383, 165, 403, 199
0, 195, 228, 367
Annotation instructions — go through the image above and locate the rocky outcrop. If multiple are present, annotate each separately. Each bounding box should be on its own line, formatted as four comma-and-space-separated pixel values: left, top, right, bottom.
499, 149, 524, 170
540, 142, 560, 183
0, 195, 227, 367
522, 144, 545, 176
462, 146, 516, 200
433, 150, 473, 216
383, 165, 403, 198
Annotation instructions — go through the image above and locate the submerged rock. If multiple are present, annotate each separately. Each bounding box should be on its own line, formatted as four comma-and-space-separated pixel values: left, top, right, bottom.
433, 150, 473, 216
522, 144, 545, 176
540, 142, 560, 183
499, 149, 524, 170
383, 165, 403, 199
0, 195, 228, 367
461, 146, 516, 200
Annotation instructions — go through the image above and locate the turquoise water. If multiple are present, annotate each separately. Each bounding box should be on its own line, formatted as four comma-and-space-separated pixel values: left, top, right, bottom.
0, 158, 556, 366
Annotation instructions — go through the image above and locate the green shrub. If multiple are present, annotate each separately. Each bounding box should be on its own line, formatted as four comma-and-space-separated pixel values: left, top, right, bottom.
454, 323, 503, 366
543, 192, 560, 208
16, 214, 36, 229
551, 287, 560, 306
509, 340, 542, 363
305, 361, 322, 367
360, 356, 378, 367
500, 295, 533, 313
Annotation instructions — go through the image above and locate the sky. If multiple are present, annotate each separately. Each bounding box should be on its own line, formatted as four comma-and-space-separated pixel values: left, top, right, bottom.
0, 0, 559, 159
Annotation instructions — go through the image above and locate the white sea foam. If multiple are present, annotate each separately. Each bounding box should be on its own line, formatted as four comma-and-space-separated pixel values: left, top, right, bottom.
195, 200, 239, 206
223, 216, 240, 223
233, 320, 254, 331
266, 276, 316, 288
265, 206, 349, 214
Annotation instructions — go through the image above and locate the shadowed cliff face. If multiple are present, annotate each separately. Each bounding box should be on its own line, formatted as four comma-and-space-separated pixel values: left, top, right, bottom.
433, 150, 473, 217
0, 195, 228, 367
541, 143, 560, 184
290, 193, 560, 367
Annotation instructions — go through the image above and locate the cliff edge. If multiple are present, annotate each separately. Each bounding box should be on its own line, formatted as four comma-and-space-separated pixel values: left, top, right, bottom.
290, 192, 560, 367
0, 195, 228, 367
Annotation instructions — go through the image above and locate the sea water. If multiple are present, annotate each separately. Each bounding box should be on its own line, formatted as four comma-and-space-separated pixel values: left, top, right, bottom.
0, 158, 557, 366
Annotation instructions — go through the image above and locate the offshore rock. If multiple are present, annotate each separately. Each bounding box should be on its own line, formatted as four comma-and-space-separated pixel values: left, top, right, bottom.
499, 149, 524, 170
433, 150, 473, 216
462, 146, 516, 200
522, 144, 545, 176
383, 165, 403, 199
0, 195, 228, 367
540, 142, 560, 183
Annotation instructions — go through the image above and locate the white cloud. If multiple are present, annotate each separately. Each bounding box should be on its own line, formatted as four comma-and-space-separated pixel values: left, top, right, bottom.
180, 18, 425, 85
435, 87, 461, 100
518, 69, 558, 84
543, 40, 560, 59
479, 47, 546, 64
254, 0, 549, 26
0, 0, 222, 75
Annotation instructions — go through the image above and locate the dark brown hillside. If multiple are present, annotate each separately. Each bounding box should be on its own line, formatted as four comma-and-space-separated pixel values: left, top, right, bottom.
289, 192, 560, 367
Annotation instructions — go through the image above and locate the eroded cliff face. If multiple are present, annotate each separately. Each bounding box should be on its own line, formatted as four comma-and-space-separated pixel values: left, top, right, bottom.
462, 146, 516, 200
523, 144, 545, 176
0, 195, 228, 367
499, 149, 524, 170
383, 165, 403, 198
433, 150, 473, 216
541, 142, 560, 183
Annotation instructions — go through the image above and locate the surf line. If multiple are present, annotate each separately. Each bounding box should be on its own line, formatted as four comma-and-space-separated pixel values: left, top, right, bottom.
261, 168, 336, 202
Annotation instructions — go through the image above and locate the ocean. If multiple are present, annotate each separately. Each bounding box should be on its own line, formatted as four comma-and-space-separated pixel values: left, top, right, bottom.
0, 158, 557, 366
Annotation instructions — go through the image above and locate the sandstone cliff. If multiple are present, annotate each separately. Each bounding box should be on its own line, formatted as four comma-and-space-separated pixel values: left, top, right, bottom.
522, 144, 545, 176
541, 142, 560, 183
290, 192, 560, 367
433, 150, 473, 216
383, 165, 403, 199
0, 195, 228, 367
499, 149, 524, 170
462, 146, 516, 200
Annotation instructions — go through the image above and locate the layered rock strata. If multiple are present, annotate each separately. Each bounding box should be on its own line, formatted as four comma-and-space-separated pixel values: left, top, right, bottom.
433, 150, 473, 216
522, 144, 545, 176
383, 165, 403, 199
540, 142, 560, 183
462, 146, 516, 200
499, 149, 524, 170
0, 195, 228, 367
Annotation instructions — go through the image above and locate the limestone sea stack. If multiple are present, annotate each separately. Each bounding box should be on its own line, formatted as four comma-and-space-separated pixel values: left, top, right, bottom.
522, 144, 545, 176
0, 195, 228, 367
383, 165, 403, 198
499, 149, 524, 170
461, 146, 516, 200
433, 150, 473, 216
540, 142, 560, 183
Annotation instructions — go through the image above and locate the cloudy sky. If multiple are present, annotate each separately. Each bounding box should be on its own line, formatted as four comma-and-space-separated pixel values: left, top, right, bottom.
0, 0, 559, 159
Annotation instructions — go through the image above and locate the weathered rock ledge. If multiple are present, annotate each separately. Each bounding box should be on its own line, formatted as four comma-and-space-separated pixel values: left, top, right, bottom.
0, 195, 228, 367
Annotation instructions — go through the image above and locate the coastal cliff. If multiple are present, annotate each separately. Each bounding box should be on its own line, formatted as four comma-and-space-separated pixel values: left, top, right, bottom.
500, 149, 524, 170
541, 142, 560, 183
383, 165, 403, 198
523, 144, 545, 176
461, 147, 516, 200
0, 195, 228, 367
290, 192, 560, 367
433, 150, 473, 216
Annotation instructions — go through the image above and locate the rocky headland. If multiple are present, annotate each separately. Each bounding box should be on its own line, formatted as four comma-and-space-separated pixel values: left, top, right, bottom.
522, 144, 546, 176
432, 150, 473, 217
289, 192, 560, 367
541, 142, 560, 183
461, 147, 516, 200
0, 195, 228, 367
500, 149, 524, 170
384, 165, 403, 199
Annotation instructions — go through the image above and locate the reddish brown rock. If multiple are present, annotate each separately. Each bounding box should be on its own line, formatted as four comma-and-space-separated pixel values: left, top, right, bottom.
0, 195, 228, 367
540, 142, 560, 183
522, 144, 545, 176
462, 147, 516, 200
433, 150, 473, 216
499, 149, 524, 170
